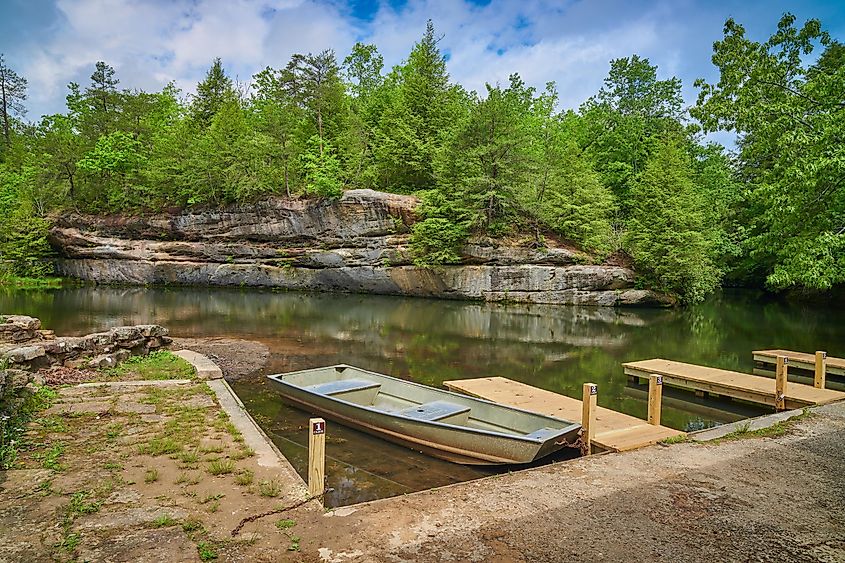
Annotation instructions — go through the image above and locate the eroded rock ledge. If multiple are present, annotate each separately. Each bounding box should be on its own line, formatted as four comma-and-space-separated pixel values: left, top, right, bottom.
50, 189, 673, 307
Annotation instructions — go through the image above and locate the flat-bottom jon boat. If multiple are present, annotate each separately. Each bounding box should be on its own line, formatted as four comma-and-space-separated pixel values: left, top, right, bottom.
267, 364, 581, 465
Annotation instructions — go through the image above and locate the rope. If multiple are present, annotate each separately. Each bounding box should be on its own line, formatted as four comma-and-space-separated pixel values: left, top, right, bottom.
231, 488, 334, 537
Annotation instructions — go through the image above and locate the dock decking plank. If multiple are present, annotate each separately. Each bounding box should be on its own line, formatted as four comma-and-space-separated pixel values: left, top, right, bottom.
753, 349, 845, 377
622, 358, 845, 409
443, 376, 684, 452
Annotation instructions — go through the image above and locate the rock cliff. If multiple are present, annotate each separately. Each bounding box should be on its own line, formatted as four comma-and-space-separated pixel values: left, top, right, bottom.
49, 190, 673, 307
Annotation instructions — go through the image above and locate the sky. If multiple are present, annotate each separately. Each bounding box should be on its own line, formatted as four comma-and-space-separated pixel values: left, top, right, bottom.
1, 0, 843, 124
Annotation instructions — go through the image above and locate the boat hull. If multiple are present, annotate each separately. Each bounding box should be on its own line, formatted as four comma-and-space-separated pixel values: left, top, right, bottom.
267, 366, 581, 465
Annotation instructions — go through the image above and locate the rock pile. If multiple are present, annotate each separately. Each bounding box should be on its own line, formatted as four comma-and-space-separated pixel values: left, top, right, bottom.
0, 315, 171, 371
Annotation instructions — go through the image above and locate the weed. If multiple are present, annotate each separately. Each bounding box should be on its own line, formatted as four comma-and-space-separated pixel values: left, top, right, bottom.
144, 468, 159, 483
138, 437, 182, 456
207, 459, 234, 475
68, 491, 102, 515
200, 442, 225, 454
275, 519, 296, 530
37, 442, 66, 471
105, 422, 124, 441
57, 532, 81, 553
660, 434, 690, 445
179, 449, 200, 464
200, 493, 225, 504
234, 469, 254, 486
103, 461, 123, 471
258, 479, 281, 498
230, 447, 255, 461
151, 515, 178, 528
35, 416, 67, 433
207, 500, 220, 513
182, 518, 204, 533
288, 535, 301, 552
36, 479, 53, 496
197, 541, 218, 561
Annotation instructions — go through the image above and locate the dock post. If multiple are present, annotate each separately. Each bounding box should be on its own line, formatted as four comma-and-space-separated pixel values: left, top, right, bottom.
775, 356, 788, 411
815, 351, 827, 390
308, 418, 326, 498
581, 383, 597, 455
647, 374, 663, 426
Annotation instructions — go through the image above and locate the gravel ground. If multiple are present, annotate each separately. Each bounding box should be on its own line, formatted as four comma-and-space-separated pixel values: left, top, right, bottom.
170, 338, 270, 379
293, 402, 845, 563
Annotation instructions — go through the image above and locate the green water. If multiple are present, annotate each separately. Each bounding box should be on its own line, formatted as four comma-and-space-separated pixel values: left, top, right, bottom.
2, 286, 840, 505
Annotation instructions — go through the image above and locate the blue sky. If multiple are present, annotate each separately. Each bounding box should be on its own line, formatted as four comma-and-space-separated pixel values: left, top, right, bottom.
1, 0, 843, 122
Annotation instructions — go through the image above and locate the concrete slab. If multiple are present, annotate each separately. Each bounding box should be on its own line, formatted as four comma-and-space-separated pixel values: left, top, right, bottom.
207, 378, 308, 496
173, 350, 222, 380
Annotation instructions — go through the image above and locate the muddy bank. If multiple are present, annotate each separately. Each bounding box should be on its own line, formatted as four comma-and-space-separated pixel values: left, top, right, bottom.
50, 190, 672, 307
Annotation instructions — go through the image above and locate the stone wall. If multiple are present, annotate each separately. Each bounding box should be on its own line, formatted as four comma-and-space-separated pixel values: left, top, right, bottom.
0, 315, 172, 371
50, 189, 674, 307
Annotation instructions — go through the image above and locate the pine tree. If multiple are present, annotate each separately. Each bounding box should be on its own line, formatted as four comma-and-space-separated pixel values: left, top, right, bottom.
192, 58, 235, 126
0, 54, 27, 147
86, 61, 119, 114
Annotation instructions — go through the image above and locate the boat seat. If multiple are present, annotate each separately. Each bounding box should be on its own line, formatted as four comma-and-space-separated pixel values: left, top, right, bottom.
306, 379, 381, 396
400, 401, 471, 422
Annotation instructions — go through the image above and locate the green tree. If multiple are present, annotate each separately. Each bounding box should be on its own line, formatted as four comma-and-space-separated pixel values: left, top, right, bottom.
693, 14, 845, 291
625, 137, 721, 302
191, 58, 235, 127
0, 54, 27, 148
372, 20, 466, 191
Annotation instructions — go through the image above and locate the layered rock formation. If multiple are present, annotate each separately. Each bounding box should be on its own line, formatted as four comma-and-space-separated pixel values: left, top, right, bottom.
50, 190, 673, 307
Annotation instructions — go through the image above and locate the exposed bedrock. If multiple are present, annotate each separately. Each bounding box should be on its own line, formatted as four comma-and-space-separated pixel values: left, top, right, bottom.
50, 189, 674, 307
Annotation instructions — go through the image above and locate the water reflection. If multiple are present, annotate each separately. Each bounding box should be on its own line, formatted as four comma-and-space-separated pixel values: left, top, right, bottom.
2, 285, 840, 505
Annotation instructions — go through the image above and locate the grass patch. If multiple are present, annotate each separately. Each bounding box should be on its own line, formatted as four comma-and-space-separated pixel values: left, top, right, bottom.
179, 449, 200, 464
660, 434, 691, 445
207, 459, 234, 475
230, 447, 255, 461
197, 541, 218, 561
150, 515, 179, 528
36, 442, 66, 471
103, 350, 195, 380
105, 422, 124, 441
275, 518, 296, 530
199, 442, 225, 454
103, 461, 123, 471
0, 275, 65, 289
234, 469, 254, 486
287, 535, 301, 552
138, 437, 182, 456
182, 518, 204, 533
200, 493, 225, 504
713, 409, 815, 443
258, 479, 281, 498
144, 468, 159, 483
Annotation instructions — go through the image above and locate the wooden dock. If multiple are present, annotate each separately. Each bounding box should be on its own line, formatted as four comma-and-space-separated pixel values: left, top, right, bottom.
443, 377, 685, 453
753, 349, 845, 378
622, 358, 845, 410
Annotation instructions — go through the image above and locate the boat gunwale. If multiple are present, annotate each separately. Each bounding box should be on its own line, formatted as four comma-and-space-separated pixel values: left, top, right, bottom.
266, 364, 581, 444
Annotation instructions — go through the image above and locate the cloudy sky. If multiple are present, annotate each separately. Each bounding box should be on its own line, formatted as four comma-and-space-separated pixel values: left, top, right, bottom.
2, 0, 843, 121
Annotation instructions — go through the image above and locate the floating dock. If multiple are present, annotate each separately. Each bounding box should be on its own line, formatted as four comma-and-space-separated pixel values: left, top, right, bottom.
444, 377, 684, 453
753, 349, 844, 378
622, 358, 845, 410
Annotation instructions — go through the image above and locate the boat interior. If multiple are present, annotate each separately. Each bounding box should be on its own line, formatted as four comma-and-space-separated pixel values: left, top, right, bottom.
275, 365, 576, 439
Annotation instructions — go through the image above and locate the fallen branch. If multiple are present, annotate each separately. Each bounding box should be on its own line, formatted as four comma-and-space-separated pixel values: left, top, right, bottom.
231, 488, 333, 537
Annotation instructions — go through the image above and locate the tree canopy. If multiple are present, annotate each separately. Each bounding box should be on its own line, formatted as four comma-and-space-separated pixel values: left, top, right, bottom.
0, 14, 842, 301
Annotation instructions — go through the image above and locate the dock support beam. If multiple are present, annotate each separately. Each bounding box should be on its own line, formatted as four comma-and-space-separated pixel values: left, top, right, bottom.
815, 351, 827, 390
308, 418, 326, 498
775, 356, 788, 411
581, 383, 597, 455
647, 374, 663, 426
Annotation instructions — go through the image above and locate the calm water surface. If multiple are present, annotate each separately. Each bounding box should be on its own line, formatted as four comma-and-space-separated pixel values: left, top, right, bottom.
2, 286, 840, 506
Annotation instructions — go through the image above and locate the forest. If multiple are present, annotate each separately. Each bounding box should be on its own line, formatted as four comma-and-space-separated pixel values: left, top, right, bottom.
0, 14, 842, 303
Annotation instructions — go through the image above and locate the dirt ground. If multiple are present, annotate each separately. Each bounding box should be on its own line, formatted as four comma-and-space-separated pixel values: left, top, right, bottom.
0, 378, 317, 563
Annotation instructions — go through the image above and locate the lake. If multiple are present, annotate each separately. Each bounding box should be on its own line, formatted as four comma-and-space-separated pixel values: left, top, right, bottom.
2, 285, 839, 505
